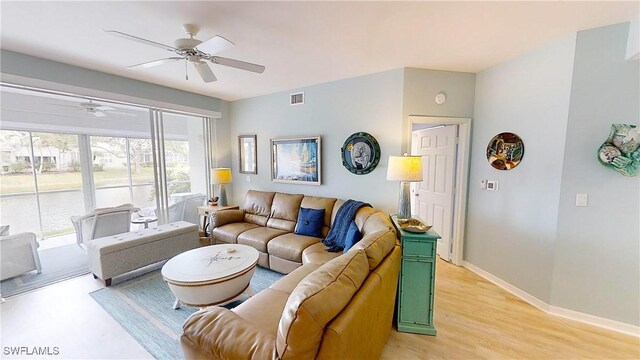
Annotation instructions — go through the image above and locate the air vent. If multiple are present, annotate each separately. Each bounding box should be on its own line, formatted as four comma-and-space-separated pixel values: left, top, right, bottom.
290, 92, 304, 106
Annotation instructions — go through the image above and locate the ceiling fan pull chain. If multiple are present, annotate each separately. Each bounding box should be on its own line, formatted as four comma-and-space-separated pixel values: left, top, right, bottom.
185, 60, 188, 80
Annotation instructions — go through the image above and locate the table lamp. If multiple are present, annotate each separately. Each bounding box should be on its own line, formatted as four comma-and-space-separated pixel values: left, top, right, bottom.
386, 155, 423, 219
211, 168, 232, 206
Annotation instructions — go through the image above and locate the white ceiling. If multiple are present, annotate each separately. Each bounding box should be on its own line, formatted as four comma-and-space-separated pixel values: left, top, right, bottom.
1, 1, 638, 101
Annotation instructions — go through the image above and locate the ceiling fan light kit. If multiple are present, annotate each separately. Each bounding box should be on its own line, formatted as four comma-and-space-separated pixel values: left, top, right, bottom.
105, 23, 265, 83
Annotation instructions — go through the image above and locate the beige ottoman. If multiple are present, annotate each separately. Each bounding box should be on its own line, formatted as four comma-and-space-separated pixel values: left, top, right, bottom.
87, 221, 199, 286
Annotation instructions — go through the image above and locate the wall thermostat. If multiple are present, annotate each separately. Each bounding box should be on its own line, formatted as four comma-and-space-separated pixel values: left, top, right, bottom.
435, 92, 446, 105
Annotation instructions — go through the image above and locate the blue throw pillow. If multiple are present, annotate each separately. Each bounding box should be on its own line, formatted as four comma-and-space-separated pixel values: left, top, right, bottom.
295, 207, 325, 237
343, 221, 362, 253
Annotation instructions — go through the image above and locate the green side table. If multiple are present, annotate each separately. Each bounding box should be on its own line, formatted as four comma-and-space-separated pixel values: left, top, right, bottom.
391, 215, 440, 335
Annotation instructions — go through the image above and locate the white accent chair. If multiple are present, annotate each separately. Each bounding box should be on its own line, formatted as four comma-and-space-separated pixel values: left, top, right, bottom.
168, 194, 206, 225
70, 204, 138, 250
0, 232, 42, 281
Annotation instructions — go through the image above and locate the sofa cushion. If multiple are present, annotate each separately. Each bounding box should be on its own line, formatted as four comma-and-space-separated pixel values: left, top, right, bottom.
360, 210, 394, 235
276, 249, 369, 360
343, 221, 362, 253
269, 263, 321, 294
210, 209, 245, 228
211, 222, 260, 244
237, 227, 289, 253
267, 193, 304, 231
350, 229, 397, 271
243, 190, 275, 226
300, 196, 337, 237
302, 242, 341, 265
233, 288, 290, 335
268, 233, 322, 263
294, 208, 325, 237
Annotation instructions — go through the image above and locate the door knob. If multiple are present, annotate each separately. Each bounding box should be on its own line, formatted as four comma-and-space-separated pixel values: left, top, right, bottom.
414, 193, 419, 196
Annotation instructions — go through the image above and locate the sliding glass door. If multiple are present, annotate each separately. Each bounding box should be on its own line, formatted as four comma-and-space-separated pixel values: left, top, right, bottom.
0, 130, 40, 235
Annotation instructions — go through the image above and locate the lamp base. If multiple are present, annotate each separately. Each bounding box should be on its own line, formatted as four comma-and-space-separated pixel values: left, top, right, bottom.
219, 184, 228, 207
397, 181, 412, 220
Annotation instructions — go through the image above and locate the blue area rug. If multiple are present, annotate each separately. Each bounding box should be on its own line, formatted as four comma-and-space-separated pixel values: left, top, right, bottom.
90, 266, 283, 359
1, 243, 89, 298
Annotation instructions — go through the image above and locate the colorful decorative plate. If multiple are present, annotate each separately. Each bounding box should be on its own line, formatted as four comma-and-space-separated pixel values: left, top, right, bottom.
341, 132, 380, 175
486, 132, 525, 170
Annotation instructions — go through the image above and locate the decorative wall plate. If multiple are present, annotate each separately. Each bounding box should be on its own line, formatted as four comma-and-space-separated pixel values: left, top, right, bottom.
341, 132, 380, 175
597, 124, 639, 177
486, 132, 525, 170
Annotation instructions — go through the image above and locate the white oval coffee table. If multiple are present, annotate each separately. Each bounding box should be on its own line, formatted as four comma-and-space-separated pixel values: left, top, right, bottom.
162, 244, 259, 309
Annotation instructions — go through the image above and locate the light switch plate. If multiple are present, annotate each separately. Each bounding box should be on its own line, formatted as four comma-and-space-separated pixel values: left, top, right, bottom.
246, 176, 251, 182
480, 180, 487, 190
576, 193, 588, 207
487, 180, 499, 191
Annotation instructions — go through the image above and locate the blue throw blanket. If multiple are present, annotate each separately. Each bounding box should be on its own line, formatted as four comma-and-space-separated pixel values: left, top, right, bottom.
323, 200, 371, 252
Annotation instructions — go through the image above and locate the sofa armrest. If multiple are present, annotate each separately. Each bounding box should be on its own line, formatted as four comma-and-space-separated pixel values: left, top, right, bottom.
210, 209, 245, 228
182, 307, 276, 360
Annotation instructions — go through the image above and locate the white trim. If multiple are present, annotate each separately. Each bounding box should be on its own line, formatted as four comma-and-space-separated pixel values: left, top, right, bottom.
462, 261, 640, 337
548, 306, 640, 337
1, 74, 222, 118
462, 261, 550, 312
408, 116, 470, 266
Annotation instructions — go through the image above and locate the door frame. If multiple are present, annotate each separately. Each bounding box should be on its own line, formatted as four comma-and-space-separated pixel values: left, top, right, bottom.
408, 116, 471, 266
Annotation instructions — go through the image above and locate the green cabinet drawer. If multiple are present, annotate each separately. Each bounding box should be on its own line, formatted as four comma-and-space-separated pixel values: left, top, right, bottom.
399, 258, 434, 325
402, 240, 435, 258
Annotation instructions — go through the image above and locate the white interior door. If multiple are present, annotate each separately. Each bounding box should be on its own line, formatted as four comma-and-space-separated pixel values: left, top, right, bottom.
411, 125, 457, 261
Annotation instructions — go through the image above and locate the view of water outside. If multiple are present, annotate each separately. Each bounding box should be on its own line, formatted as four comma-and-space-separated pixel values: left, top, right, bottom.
0, 129, 194, 238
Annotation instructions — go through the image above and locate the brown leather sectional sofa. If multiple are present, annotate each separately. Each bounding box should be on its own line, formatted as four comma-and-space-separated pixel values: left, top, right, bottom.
181, 190, 401, 359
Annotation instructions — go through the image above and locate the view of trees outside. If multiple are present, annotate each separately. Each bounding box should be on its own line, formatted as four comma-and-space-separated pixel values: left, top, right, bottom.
164, 139, 191, 200
0, 130, 40, 234
90, 136, 157, 208
1, 121, 198, 239
0, 130, 83, 236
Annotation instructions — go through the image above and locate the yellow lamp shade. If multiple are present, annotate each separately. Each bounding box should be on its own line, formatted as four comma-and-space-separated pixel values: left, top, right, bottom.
386, 156, 423, 182
211, 168, 232, 184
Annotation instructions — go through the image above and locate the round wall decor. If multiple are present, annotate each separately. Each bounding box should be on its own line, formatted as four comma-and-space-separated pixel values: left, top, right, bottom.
341, 132, 380, 175
486, 132, 524, 170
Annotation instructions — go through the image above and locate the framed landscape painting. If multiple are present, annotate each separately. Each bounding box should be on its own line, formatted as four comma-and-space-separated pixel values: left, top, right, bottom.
271, 136, 321, 185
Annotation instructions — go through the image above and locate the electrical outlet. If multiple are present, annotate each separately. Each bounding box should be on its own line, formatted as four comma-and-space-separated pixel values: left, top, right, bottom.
576, 193, 588, 207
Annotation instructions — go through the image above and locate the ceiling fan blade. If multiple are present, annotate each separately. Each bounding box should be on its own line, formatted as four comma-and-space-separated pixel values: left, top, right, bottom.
211, 56, 265, 73
48, 103, 81, 109
104, 30, 178, 52
95, 105, 116, 111
127, 57, 183, 69
195, 35, 234, 55
93, 111, 107, 118
194, 62, 217, 83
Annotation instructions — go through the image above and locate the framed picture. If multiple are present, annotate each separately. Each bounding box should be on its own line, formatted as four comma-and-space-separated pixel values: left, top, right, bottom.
238, 135, 257, 174
341, 132, 381, 175
271, 136, 321, 185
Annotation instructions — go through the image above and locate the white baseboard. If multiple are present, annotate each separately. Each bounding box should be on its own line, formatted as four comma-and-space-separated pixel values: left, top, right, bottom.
461, 261, 640, 338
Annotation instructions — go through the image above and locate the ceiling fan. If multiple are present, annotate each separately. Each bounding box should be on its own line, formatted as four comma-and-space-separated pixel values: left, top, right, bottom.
105, 24, 265, 83
50, 100, 133, 118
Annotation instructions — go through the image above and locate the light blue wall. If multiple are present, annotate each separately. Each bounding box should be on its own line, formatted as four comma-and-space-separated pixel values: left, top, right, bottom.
466, 34, 577, 303
229, 70, 405, 213
552, 23, 640, 325
229, 68, 477, 213
402, 68, 476, 150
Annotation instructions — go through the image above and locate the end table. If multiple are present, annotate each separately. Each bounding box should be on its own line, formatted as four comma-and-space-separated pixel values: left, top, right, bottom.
391, 215, 440, 335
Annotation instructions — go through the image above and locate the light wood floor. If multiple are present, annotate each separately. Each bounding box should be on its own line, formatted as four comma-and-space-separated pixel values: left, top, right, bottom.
381, 259, 640, 360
